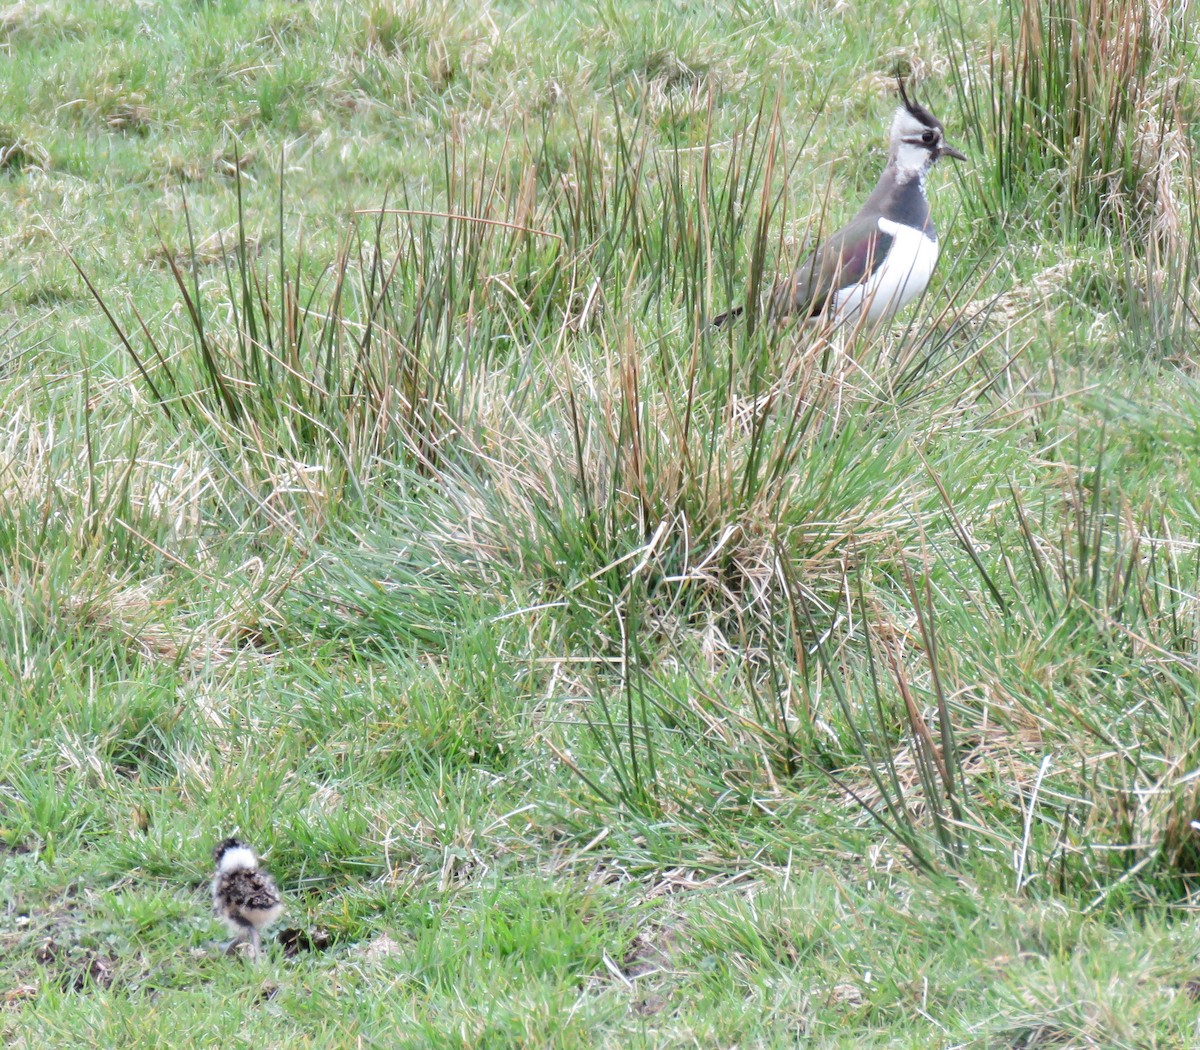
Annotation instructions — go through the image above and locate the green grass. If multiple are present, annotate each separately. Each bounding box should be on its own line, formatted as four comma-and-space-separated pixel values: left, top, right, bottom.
2, 1, 1200, 1046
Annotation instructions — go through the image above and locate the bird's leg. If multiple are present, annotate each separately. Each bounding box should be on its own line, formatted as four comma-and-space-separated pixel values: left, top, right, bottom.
223, 919, 256, 958
249, 926, 262, 963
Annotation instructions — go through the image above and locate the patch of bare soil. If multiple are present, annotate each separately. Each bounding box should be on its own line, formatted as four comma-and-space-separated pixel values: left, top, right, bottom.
276, 927, 333, 958
352, 932, 405, 963
1, 885, 126, 1002
619, 923, 686, 1017
33, 936, 118, 992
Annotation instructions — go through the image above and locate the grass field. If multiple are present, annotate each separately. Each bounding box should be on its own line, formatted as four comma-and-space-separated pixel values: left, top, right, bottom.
2, 0, 1200, 1046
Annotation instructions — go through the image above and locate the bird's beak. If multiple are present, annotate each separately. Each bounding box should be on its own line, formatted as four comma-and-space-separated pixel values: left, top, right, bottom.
939, 143, 967, 162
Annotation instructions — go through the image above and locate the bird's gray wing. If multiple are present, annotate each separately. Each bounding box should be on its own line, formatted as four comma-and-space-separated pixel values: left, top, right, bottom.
769, 214, 894, 320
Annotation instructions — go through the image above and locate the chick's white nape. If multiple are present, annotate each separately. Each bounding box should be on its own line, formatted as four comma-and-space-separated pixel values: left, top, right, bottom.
211, 837, 283, 962
215, 842, 258, 874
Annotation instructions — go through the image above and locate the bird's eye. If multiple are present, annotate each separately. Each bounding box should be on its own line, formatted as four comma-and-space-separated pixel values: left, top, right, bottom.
921, 130, 936, 145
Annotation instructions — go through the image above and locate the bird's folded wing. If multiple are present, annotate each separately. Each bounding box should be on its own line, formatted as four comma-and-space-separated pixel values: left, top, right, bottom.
770, 215, 893, 319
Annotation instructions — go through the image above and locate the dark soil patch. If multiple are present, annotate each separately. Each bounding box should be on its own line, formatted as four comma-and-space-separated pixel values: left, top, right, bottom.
277, 927, 333, 957
619, 923, 686, 1017
63, 951, 117, 993
33, 937, 119, 994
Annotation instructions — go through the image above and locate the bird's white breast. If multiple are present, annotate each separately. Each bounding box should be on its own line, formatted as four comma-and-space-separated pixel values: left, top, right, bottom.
832, 218, 939, 325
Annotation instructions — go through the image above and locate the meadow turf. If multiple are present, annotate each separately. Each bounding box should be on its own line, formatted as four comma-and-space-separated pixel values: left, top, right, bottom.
2, 0, 1200, 1046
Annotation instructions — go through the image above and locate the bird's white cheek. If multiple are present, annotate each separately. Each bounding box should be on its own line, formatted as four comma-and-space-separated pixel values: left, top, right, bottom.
894, 142, 930, 174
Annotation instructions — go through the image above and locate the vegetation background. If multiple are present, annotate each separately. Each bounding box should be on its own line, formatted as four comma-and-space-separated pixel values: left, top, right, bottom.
1, 0, 1199, 1046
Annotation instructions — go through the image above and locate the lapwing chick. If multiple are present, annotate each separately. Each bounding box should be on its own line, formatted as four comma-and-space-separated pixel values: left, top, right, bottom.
211, 837, 283, 962
713, 78, 966, 330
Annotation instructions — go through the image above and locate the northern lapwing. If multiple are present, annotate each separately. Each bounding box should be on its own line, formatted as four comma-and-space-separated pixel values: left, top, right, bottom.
211, 837, 283, 961
713, 80, 965, 329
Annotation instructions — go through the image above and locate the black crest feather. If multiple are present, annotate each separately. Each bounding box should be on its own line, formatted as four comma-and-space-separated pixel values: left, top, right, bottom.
895, 74, 942, 131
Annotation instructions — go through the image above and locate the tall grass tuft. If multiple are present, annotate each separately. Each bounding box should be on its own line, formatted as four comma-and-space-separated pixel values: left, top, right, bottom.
941, 0, 1190, 234
68, 82, 1030, 871
940, 0, 1198, 354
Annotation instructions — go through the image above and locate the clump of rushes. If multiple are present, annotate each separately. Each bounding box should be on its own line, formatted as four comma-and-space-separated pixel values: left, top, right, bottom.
940, 0, 1198, 353
71, 85, 1028, 874
940, 0, 1191, 236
